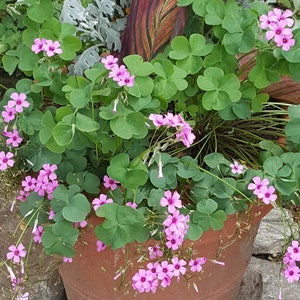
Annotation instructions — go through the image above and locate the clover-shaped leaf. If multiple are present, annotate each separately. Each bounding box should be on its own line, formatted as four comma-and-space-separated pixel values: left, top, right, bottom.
222, 9, 256, 55
42, 221, 78, 257
51, 184, 91, 222
27, 0, 54, 23
169, 34, 213, 74
176, 156, 201, 179
197, 67, 241, 110
205, 0, 226, 25
95, 203, 145, 249
193, 199, 227, 231
107, 153, 148, 189
110, 111, 148, 139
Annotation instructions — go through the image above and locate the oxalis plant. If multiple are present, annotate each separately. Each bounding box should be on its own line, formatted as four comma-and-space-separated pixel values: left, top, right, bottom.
1, 0, 300, 298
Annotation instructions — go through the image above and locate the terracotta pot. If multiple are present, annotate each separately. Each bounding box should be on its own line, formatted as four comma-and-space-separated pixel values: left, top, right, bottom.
59, 204, 272, 300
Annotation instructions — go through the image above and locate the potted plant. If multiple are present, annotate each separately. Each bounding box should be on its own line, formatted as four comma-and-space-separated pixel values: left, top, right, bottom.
1, 0, 300, 299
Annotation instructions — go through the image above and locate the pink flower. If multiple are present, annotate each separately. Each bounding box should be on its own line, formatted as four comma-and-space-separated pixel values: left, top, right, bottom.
43, 40, 62, 57
165, 232, 183, 250
63, 257, 73, 263
73, 220, 87, 228
7, 92, 30, 113
7, 244, 26, 263
160, 190, 182, 213
189, 257, 207, 272
287, 240, 300, 261
118, 71, 135, 87
248, 176, 269, 195
269, 8, 294, 27
175, 123, 196, 147
103, 175, 119, 190
0, 151, 14, 170
109, 65, 127, 82
148, 244, 163, 260
16, 190, 29, 202
101, 55, 119, 70
149, 113, 168, 127
31, 37, 47, 54
156, 260, 174, 281
21, 176, 37, 192
33, 225, 43, 244
33, 164, 58, 199
282, 264, 300, 283
5, 129, 23, 147
126, 202, 137, 209
165, 112, 182, 127
266, 21, 292, 41
48, 210, 56, 220
92, 194, 113, 211
40, 164, 57, 180
259, 11, 275, 30
171, 257, 187, 277
257, 185, 277, 204
1, 106, 16, 122
163, 209, 187, 233
230, 161, 243, 174
132, 269, 157, 293
96, 240, 106, 252
274, 33, 295, 51
146, 262, 160, 275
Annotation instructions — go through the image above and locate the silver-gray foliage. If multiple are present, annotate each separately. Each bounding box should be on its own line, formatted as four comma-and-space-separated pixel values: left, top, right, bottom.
60, 0, 131, 74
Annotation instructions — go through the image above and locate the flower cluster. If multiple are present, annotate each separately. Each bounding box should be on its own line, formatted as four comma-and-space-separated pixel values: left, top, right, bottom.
1, 92, 30, 171
161, 191, 189, 251
31, 38, 62, 57
149, 113, 196, 147
20, 164, 58, 199
282, 240, 300, 283
101, 55, 135, 87
131, 190, 223, 294
6, 243, 28, 299
260, 8, 295, 51
1, 92, 29, 123
248, 176, 277, 204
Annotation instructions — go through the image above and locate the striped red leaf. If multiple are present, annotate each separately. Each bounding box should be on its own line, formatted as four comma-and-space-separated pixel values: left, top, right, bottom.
118, 0, 187, 61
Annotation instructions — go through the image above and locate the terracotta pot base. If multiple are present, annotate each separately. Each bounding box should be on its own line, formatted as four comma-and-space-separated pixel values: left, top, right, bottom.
59, 204, 272, 300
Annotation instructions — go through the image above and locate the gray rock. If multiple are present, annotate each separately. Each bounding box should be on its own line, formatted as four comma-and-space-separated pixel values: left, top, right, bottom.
238, 207, 300, 300
253, 208, 294, 255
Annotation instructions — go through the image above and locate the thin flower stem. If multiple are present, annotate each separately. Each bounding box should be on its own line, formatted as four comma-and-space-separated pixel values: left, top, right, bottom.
0, 83, 8, 90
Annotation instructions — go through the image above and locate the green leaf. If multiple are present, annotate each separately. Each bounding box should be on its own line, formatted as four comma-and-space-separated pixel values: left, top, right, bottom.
205, 0, 226, 25
42, 221, 78, 257
169, 36, 190, 60
95, 204, 145, 249
39, 110, 56, 144
70, 86, 92, 109
62, 193, 91, 222
196, 198, 218, 214
18, 111, 43, 135
53, 123, 74, 146
107, 154, 148, 189
123, 54, 154, 76
2, 55, 18, 75
187, 222, 203, 241
75, 113, 100, 132
110, 112, 148, 139
204, 152, 230, 168
27, 0, 54, 23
